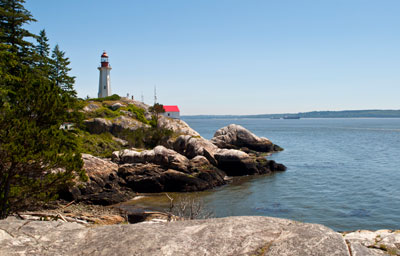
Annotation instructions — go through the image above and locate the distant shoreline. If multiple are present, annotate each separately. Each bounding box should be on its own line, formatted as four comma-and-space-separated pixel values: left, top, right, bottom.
183, 109, 400, 119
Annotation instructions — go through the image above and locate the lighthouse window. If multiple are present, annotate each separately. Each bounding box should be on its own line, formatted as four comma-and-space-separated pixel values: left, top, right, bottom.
104, 86, 106, 89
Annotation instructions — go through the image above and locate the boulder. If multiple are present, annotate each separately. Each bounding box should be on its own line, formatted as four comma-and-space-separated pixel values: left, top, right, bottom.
84, 118, 113, 134
173, 135, 219, 165
0, 216, 350, 256
214, 149, 259, 176
110, 102, 124, 111
117, 163, 223, 193
82, 102, 101, 112
118, 146, 190, 173
211, 124, 282, 152
60, 154, 132, 205
118, 163, 167, 192
111, 115, 150, 134
158, 116, 201, 137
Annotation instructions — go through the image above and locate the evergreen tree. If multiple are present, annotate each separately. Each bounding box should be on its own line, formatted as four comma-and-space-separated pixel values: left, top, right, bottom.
34, 29, 51, 75
50, 44, 76, 97
0, 0, 85, 218
0, 0, 35, 79
148, 103, 165, 128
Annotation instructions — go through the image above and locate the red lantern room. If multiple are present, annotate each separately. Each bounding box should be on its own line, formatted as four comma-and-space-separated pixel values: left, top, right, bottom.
101, 51, 109, 67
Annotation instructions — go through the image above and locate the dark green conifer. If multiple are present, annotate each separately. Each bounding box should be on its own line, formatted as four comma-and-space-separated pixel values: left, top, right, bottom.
0, 0, 85, 219
50, 44, 76, 98
34, 29, 51, 75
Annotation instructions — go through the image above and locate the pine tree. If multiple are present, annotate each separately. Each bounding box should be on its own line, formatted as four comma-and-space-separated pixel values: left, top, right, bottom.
50, 44, 76, 97
35, 29, 51, 75
0, 0, 35, 79
0, 0, 85, 218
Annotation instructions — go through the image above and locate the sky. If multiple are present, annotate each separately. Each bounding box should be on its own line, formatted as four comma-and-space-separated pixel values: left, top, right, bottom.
25, 0, 400, 115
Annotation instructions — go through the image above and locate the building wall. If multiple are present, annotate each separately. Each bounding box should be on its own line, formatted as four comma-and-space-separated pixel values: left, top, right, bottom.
163, 111, 180, 119
98, 67, 112, 98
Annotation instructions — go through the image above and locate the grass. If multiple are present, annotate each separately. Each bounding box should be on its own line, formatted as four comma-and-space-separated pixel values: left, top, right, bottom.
77, 130, 124, 158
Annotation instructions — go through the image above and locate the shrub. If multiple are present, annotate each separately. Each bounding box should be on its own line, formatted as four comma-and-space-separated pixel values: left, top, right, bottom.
89, 94, 121, 102
77, 131, 124, 158
120, 127, 174, 149
85, 107, 121, 119
124, 104, 149, 124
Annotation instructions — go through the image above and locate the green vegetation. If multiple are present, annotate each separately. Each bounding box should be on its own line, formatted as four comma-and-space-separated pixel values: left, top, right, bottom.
77, 131, 123, 158
89, 94, 121, 102
0, 0, 85, 218
86, 106, 121, 119
148, 103, 165, 128
120, 127, 174, 149
123, 104, 149, 124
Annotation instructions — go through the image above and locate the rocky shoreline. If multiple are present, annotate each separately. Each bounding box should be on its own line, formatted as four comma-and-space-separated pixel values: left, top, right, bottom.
63, 124, 286, 206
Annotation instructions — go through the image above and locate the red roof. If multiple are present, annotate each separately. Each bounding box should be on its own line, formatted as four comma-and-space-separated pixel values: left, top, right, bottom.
163, 105, 180, 112
101, 51, 108, 57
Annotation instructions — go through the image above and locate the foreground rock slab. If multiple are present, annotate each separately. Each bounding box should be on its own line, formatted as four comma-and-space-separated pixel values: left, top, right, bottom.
344, 229, 400, 256
0, 216, 350, 256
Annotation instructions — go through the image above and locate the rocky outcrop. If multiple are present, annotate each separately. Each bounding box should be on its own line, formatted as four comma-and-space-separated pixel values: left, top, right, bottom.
118, 163, 225, 193
84, 117, 150, 136
172, 135, 286, 176
65, 148, 227, 204
211, 124, 283, 152
344, 229, 400, 255
82, 102, 101, 112
114, 146, 226, 193
116, 146, 190, 172
76, 110, 286, 204
62, 154, 133, 205
0, 216, 351, 256
70, 128, 286, 204
158, 116, 201, 137
172, 135, 219, 165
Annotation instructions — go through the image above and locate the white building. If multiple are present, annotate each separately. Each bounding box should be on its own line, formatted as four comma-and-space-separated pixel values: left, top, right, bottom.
98, 51, 112, 98
59, 122, 74, 130
162, 105, 180, 119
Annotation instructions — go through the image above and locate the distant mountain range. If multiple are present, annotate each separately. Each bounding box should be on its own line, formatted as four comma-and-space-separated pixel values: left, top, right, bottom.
183, 110, 400, 119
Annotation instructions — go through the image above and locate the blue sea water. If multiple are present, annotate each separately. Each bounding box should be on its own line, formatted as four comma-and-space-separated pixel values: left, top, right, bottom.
181, 117, 400, 231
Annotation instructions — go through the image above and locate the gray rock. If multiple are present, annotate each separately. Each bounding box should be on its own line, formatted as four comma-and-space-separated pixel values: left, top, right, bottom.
344, 229, 400, 255
61, 154, 132, 205
111, 115, 150, 133
173, 135, 219, 165
110, 102, 124, 110
211, 124, 282, 152
84, 116, 150, 136
0, 216, 350, 256
82, 102, 101, 112
84, 118, 113, 134
214, 149, 259, 175
158, 116, 201, 137
118, 146, 190, 173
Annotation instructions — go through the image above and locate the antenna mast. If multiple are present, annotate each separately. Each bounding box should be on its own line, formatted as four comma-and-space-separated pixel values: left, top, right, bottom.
154, 85, 157, 105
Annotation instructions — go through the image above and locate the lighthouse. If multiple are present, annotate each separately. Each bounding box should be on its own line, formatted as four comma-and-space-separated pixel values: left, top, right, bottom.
98, 51, 112, 98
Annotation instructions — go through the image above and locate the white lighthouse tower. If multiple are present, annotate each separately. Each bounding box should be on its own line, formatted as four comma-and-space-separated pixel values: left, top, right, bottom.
98, 51, 112, 98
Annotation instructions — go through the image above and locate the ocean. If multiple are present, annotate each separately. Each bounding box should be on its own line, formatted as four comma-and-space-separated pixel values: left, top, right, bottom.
180, 117, 400, 231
